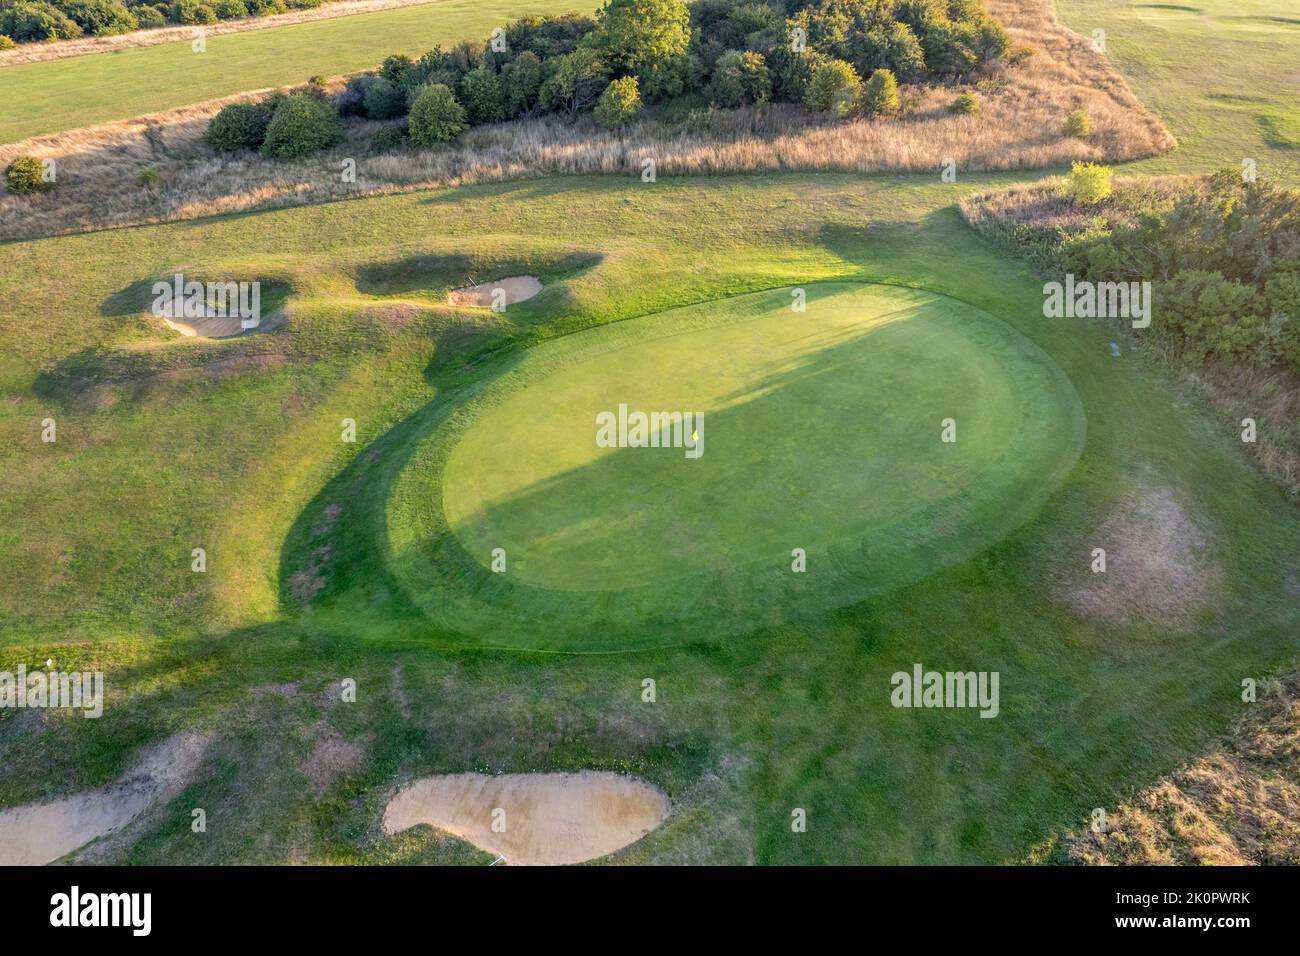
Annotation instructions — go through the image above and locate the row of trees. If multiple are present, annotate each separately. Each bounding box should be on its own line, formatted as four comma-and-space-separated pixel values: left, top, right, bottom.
0, 0, 318, 44
204, 0, 1011, 156
1064, 171, 1300, 371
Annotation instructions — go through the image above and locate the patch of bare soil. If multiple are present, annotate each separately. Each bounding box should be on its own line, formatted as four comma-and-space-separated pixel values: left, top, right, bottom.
1061, 487, 1220, 627
383, 771, 670, 865
448, 276, 542, 308
1062, 672, 1300, 864
0, 730, 209, 865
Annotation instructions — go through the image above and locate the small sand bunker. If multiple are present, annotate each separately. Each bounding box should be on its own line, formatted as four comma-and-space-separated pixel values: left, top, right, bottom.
448, 276, 542, 308
0, 730, 209, 865
383, 771, 668, 865
1063, 487, 1220, 626
162, 310, 283, 339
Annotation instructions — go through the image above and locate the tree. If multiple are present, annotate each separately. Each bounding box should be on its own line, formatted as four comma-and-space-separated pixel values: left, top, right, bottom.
0, 2, 82, 41
861, 68, 899, 116
460, 67, 508, 124
502, 51, 545, 117
260, 93, 343, 158
538, 47, 608, 115
594, 75, 642, 127
1064, 162, 1112, 205
804, 57, 862, 118
594, 0, 691, 74
408, 83, 468, 144
206, 100, 273, 152
363, 77, 409, 119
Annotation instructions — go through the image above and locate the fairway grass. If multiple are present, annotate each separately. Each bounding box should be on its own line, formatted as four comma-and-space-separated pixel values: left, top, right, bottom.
1056, 0, 1300, 181
0, 0, 594, 144
396, 282, 1083, 649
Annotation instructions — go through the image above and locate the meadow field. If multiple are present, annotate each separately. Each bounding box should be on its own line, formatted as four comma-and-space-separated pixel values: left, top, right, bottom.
0, 0, 1298, 868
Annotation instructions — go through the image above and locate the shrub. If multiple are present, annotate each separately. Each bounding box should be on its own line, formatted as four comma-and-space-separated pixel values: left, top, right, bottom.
0, 34, 13, 48
861, 68, 899, 116
594, 75, 642, 128
284, 0, 320, 7
206, 100, 272, 152
335, 74, 374, 117
1064, 162, 1112, 205
260, 93, 343, 158
1, 2, 83, 41
950, 92, 980, 115
1158, 270, 1269, 361
1063, 107, 1091, 138
137, 166, 160, 187
171, 0, 216, 24
5, 156, 50, 194
244, 0, 285, 14
460, 67, 508, 124
804, 58, 862, 118
63, 0, 137, 35
708, 49, 770, 107
212, 0, 247, 18
367, 125, 406, 154
363, 77, 408, 119
133, 5, 166, 27
408, 83, 467, 145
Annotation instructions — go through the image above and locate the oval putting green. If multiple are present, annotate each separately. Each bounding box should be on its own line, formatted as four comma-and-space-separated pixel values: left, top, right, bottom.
387, 282, 1084, 650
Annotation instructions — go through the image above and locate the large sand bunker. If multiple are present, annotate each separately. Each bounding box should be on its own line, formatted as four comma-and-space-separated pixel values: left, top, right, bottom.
0, 730, 208, 865
383, 771, 669, 865
448, 276, 542, 308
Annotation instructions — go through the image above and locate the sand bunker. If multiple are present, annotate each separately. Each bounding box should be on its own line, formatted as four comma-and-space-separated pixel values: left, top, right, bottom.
448, 276, 542, 308
162, 310, 283, 339
383, 771, 669, 865
0, 730, 208, 865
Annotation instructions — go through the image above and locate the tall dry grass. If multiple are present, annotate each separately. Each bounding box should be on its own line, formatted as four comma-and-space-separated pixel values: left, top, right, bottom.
0, 0, 443, 66
0, 0, 1174, 242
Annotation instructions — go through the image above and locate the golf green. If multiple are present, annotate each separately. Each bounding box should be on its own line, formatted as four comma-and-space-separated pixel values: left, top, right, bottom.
387, 282, 1085, 649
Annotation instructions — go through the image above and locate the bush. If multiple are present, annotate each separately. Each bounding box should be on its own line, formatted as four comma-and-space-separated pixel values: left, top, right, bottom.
0, 34, 14, 49
501, 51, 544, 117
172, 0, 216, 24
335, 74, 374, 117
363, 77, 408, 119
212, 0, 247, 18
63, 0, 137, 35
708, 49, 770, 107
206, 100, 272, 152
0, 2, 83, 41
137, 166, 160, 187
950, 92, 980, 115
460, 67, 508, 124
1158, 270, 1269, 361
804, 58, 862, 118
133, 5, 166, 27
861, 68, 899, 116
260, 92, 343, 158
5, 156, 50, 194
244, 0, 285, 14
408, 83, 467, 145
1063, 107, 1091, 138
367, 125, 406, 154
594, 75, 642, 128
1063, 162, 1112, 205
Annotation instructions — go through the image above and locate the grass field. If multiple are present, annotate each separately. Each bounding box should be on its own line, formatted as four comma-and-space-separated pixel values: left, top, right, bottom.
1056, 0, 1300, 181
3, 173, 1298, 862
0, 0, 593, 144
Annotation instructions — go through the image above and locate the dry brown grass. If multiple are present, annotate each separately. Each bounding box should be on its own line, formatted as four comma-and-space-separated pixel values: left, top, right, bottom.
1062, 670, 1300, 865
0, 0, 443, 66
0, 0, 1173, 242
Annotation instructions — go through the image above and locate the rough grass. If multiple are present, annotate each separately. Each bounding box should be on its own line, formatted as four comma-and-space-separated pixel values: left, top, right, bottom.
1057, 669, 1300, 865
0, 0, 1173, 242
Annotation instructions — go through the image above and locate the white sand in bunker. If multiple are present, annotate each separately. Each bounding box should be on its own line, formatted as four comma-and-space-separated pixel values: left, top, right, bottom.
448, 276, 542, 308
162, 310, 283, 339
383, 771, 669, 865
0, 730, 208, 865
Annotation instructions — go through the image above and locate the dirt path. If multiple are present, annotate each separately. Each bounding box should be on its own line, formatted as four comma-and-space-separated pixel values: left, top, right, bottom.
383, 771, 669, 865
